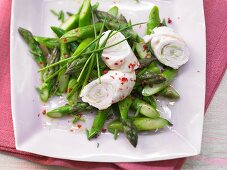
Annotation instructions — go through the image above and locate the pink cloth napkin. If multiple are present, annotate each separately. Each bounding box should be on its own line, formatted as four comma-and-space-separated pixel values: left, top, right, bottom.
0, 0, 227, 169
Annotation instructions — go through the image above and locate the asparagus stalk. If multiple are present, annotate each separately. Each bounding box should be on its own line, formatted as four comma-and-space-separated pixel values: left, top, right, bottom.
139, 58, 155, 68
146, 6, 160, 35
118, 14, 128, 23
57, 43, 70, 93
139, 70, 166, 85
142, 68, 177, 96
133, 117, 172, 130
137, 61, 161, 78
60, 0, 86, 31
18, 27, 46, 67
116, 98, 138, 147
108, 117, 172, 133
47, 102, 94, 118
118, 96, 132, 120
66, 78, 79, 105
139, 70, 166, 84
60, 14, 79, 31
132, 98, 160, 118
147, 61, 162, 74
51, 26, 66, 37
143, 96, 157, 109
87, 109, 109, 140
60, 23, 103, 43
33, 36, 59, 48
50, 26, 78, 52
91, 2, 99, 11
79, 0, 92, 27
158, 86, 180, 99
107, 6, 118, 17
39, 47, 60, 102
121, 119, 138, 147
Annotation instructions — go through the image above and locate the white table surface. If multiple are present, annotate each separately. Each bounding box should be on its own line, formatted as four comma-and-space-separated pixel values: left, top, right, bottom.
0, 71, 226, 170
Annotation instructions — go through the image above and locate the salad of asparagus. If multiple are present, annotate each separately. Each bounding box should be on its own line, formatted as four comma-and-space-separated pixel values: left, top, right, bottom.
18, 0, 189, 147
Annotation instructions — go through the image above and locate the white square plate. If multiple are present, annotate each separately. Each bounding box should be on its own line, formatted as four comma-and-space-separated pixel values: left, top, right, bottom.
10, 0, 206, 162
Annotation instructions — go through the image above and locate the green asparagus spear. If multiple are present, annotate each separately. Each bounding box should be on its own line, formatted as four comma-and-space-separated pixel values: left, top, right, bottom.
147, 61, 162, 74
118, 96, 132, 120
121, 119, 138, 147
67, 78, 79, 105
74, 37, 94, 55
113, 103, 138, 147
133, 117, 172, 130
139, 58, 155, 68
143, 75, 166, 85
60, 14, 79, 31
143, 96, 157, 109
57, 68, 69, 93
51, 26, 66, 37
87, 109, 109, 140
50, 26, 78, 52
60, 23, 103, 43
137, 61, 161, 79
60, 1, 98, 30
158, 86, 180, 99
79, 0, 92, 27
57, 43, 70, 93
91, 2, 99, 11
132, 98, 160, 118
142, 68, 177, 96
108, 117, 172, 133
118, 14, 128, 23
39, 47, 60, 102
33, 36, 59, 48
107, 119, 124, 133
146, 6, 160, 35
139, 70, 165, 81
138, 70, 157, 80
137, 66, 166, 86
47, 102, 94, 118
18, 27, 46, 67
107, 6, 118, 17
38, 82, 50, 102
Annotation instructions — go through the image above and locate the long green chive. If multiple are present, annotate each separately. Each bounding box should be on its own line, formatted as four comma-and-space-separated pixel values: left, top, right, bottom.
91, 9, 101, 83
81, 55, 96, 90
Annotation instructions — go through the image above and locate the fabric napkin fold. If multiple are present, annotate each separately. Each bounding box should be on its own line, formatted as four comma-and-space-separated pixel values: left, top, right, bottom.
0, 0, 227, 169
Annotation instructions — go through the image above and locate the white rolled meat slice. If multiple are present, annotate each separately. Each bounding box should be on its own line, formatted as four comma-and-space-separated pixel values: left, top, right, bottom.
80, 70, 136, 110
99, 30, 140, 72
144, 27, 189, 69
